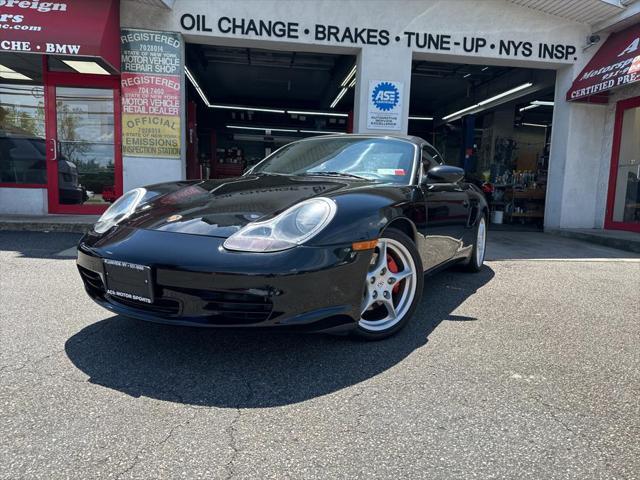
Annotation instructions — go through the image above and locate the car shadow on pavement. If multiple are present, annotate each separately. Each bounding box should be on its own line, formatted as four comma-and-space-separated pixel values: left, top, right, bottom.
65, 267, 494, 408
0, 231, 82, 259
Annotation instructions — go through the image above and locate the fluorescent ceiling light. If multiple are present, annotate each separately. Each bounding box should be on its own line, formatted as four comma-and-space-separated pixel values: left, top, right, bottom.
531, 100, 554, 106
519, 104, 540, 112
288, 110, 349, 118
477, 82, 533, 106
0, 72, 32, 80
442, 104, 481, 121
409, 116, 434, 121
185, 66, 211, 107
212, 104, 285, 114
463, 73, 471, 78
521, 122, 549, 128
62, 60, 109, 75
0, 64, 31, 80
226, 125, 298, 133
187, 65, 350, 114
340, 65, 356, 87
348, 77, 356, 88
299, 130, 345, 134
330, 87, 348, 109
443, 82, 535, 121
481, 67, 489, 71
186, 66, 285, 113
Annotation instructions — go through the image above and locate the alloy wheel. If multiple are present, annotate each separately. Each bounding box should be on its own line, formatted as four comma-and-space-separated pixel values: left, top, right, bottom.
476, 217, 487, 267
359, 237, 417, 332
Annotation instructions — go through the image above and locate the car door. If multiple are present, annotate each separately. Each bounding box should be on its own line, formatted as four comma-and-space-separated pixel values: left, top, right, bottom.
419, 145, 470, 268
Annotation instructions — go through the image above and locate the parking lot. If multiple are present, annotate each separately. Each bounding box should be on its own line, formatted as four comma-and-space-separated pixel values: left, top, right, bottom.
1, 230, 639, 479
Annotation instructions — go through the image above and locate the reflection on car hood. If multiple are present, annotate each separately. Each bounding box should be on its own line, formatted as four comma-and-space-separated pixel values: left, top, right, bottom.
123, 174, 376, 238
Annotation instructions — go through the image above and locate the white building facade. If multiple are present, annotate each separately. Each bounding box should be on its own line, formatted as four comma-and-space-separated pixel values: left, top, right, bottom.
1, 0, 639, 233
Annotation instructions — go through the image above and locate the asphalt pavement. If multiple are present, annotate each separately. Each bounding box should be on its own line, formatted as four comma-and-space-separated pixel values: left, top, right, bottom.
1, 230, 639, 479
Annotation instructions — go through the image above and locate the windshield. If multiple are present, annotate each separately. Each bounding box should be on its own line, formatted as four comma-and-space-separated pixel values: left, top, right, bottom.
251, 137, 416, 184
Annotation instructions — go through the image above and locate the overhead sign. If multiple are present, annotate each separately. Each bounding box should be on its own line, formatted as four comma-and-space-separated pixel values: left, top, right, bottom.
121, 29, 182, 159
0, 0, 120, 70
178, 13, 578, 64
367, 81, 403, 131
567, 23, 640, 102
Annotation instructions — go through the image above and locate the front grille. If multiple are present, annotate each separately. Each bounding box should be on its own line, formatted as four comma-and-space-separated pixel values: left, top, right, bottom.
110, 296, 181, 316
166, 287, 273, 324
79, 262, 273, 324
78, 266, 105, 296
79, 265, 181, 316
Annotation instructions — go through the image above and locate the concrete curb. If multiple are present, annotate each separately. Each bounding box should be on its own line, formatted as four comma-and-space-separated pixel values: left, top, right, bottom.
0, 222, 93, 234
546, 228, 640, 254
0, 215, 98, 234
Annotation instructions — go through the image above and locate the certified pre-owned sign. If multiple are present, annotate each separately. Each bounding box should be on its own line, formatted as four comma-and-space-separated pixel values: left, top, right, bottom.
567, 23, 640, 101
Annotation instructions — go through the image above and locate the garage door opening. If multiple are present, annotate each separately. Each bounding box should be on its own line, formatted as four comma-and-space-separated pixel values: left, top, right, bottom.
408, 59, 556, 230
184, 43, 356, 180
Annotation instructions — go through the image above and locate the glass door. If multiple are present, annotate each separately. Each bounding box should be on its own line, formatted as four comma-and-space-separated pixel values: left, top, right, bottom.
606, 97, 640, 232
45, 74, 122, 214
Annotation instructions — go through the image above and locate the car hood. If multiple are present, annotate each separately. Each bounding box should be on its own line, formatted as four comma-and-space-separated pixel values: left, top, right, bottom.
124, 174, 376, 238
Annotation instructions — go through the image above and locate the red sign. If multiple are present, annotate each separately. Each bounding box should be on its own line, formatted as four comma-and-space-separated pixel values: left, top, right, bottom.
0, 0, 120, 70
121, 73, 180, 116
567, 23, 640, 102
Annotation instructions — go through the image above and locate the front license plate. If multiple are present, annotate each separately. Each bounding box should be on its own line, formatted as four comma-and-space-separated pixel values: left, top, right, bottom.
103, 259, 154, 304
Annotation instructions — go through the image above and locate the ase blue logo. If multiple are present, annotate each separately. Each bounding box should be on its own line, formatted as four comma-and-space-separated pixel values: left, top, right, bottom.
371, 82, 400, 111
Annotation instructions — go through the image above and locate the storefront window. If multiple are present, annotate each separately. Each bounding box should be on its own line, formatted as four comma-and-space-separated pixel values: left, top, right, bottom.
0, 84, 46, 185
55, 87, 115, 205
612, 106, 640, 225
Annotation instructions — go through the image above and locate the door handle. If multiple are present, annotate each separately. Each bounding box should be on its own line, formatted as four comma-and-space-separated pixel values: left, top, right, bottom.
50, 138, 58, 161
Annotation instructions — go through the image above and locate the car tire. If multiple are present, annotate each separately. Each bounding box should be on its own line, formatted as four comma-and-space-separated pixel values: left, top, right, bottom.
464, 213, 487, 273
353, 229, 423, 340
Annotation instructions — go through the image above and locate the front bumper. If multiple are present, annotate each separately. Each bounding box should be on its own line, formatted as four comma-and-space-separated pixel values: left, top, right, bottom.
77, 227, 371, 332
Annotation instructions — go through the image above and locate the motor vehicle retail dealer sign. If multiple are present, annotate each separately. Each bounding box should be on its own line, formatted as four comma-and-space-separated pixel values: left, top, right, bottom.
367, 81, 403, 130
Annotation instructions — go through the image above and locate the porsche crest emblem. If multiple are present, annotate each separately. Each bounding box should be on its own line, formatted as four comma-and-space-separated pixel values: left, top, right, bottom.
166, 214, 182, 222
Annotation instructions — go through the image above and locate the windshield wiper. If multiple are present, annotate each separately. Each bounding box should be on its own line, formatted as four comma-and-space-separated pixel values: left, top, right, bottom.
304, 171, 368, 180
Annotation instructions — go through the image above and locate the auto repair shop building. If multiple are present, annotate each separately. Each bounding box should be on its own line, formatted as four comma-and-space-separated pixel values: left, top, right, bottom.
0, 0, 639, 233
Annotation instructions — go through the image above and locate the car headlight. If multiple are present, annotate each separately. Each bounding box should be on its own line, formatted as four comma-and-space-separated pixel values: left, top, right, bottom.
223, 197, 337, 252
93, 188, 146, 234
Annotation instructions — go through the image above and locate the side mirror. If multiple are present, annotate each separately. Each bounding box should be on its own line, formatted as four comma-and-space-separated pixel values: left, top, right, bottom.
425, 165, 465, 184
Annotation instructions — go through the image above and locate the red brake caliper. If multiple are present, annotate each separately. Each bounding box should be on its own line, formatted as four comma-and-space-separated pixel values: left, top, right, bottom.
386, 255, 401, 294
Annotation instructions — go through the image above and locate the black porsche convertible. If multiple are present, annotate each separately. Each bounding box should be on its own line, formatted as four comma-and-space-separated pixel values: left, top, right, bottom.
77, 135, 488, 339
